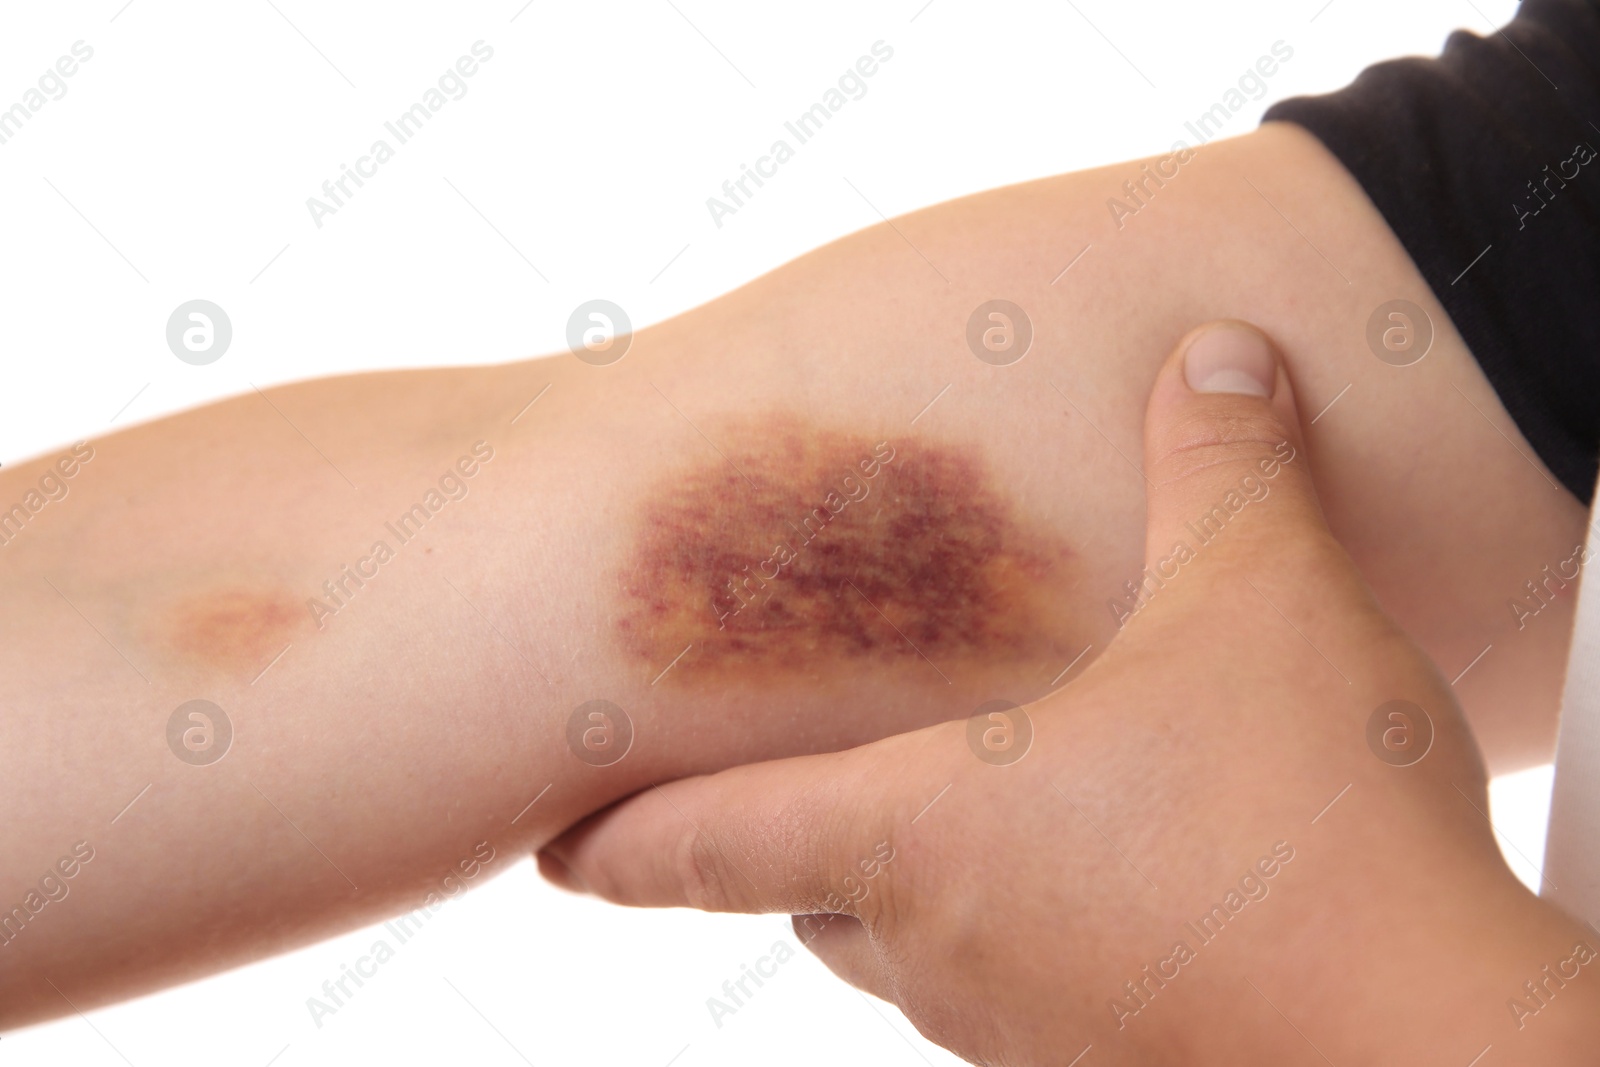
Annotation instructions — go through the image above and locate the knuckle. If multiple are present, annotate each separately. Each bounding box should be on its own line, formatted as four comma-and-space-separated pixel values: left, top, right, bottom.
1151, 409, 1292, 488
672, 825, 734, 911
572, 843, 638, 906
857, 865, 904, 938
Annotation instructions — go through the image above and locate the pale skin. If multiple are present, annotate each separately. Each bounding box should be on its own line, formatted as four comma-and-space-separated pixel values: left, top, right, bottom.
546, 321, 1600, 1064
0, 122, 1584, 1028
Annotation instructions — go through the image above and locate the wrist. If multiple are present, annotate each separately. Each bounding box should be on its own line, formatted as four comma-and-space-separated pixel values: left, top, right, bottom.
1167, 876, 1600, 1064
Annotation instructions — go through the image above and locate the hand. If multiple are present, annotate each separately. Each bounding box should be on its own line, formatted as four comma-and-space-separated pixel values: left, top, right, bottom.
543, 321, 1599, 1065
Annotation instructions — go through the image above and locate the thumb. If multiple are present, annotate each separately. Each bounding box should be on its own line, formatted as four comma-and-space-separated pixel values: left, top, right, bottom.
1140, 320, 1330, 573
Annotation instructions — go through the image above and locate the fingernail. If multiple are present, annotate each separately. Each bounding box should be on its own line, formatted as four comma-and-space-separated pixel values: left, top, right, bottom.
1183, 323, 1276, 397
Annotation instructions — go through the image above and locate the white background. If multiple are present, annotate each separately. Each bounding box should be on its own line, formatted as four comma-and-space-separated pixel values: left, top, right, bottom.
1, 1, 1538, 1064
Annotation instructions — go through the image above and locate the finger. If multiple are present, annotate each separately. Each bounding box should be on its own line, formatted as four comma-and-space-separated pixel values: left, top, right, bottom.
535, 849, 588, 894
542, 741, 901, 918
1140, 320, 1337, 574
792, 913, 892, 998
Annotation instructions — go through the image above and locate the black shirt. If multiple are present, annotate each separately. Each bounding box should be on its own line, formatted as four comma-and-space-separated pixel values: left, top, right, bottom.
1264, 0, 1600, 502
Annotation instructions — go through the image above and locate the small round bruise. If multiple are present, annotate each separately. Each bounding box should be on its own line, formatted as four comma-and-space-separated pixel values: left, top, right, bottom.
616, 415, 1084, 685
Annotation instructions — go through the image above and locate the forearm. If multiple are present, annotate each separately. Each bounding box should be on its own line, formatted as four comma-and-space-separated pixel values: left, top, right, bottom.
1, 122, 1580, 1026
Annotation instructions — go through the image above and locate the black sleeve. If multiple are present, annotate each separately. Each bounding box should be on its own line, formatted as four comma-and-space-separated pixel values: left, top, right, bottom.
1263, 0, 1600, 503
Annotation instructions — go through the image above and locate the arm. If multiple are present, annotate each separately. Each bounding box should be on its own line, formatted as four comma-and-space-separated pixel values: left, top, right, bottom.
545, 321, 1600, 1065
1, 122, 1580, 1026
